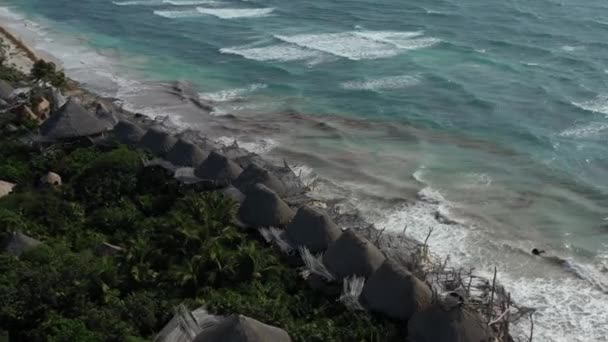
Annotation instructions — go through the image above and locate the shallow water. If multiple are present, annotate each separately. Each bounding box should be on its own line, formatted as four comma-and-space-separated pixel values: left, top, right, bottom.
1, 0, 608, 340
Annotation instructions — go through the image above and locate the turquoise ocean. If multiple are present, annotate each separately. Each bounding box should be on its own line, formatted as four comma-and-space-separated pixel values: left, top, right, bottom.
1, 0, 607, 340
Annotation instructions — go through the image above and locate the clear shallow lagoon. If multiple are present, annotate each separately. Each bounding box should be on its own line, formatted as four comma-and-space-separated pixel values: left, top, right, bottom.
1, 0, 608, 340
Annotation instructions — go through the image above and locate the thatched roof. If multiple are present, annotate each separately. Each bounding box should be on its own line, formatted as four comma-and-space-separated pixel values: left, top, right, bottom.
50, 86, 67, 110
166, 139, 209, 167
4, 231, 41, 256
193, 315, 292, 342
40, 98, 110, 139
95, 103, 118, 129
322, 229, 385, 280
113, 120, 146, 145
238, 184, 295, 228
155, 305, 221, 342
139, 128, 178, 156
40, 172, 62, 187
220, 185, 245, 204
194, 151, 243, 182
0, 79, 14, 100
234, 164, 287, 197
0, 180, 15, 198
360, 259, 432, 320
408, 306, 489, 342
286, 206, 342, 253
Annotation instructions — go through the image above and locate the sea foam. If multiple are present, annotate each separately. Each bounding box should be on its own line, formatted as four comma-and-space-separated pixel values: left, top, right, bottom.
572, 95, 608, 116
274, 32, 402, 60
113, 0, 163, 6
114, 0, 219, 6
163, 0, 220, 5
196, 7, 274, 19
341, 75, 421, 91
199, 83, 267, 102
559, 122, 608, 138
153, 9, 202, 18
273, 31, 438, 61
220, 44, 324, 62
373, 167, 608, 342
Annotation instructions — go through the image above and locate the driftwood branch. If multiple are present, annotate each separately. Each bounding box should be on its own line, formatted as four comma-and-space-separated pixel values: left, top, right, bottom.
488, 266, 497, 322
528, 312, 535, 342
488, 307, 512, 326
375, 227, 386, 244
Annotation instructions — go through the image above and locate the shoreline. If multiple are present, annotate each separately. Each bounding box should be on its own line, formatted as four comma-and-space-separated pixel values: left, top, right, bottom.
0, 24, 36, 73
5, 9, 608, 340
0, 18, 526, 341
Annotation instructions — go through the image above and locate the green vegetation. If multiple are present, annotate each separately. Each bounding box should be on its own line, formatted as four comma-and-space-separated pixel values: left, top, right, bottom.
0, 38, 28, 83
0, 97, 405, 340
30, 60, 66, 88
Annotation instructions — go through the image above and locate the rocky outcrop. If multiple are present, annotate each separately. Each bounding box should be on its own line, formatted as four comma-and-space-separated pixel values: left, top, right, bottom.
407, 306, 489, 342
193, 314, 292, 342
360, 259, 432, 320
285, 205, 342, 253
323, 229, 386, 280
194, 151, 243, 182
238, 184, 295, 228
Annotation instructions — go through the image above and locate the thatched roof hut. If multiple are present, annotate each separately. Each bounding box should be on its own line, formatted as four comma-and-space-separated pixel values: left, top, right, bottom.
3, 231, 41, 256
166, 139, 209, 167
360, 259, 432, 320
220, 185, 245, 204
139, 128, 178, 156
39, 172, 62, 188
286, 206, 342, 253
95, 103, 119, 129
238, 184, 295, 228
0, 180, 15, 198
113, 120, 146, 145
322, 229, 385, 280
50, 86, 67, 110
194, 151, 243, 182
40, 98, 110, 139
407, 306, 489, 342
0, 79, 14, 100
234, 164, 287, 197
193, 315, 292, 342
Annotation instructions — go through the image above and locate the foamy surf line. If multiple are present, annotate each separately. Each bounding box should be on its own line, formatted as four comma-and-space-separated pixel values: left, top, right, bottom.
341, 75, 421, 91
195, 7, 274, 19
372, 168, 608, 342
153, 9, 202, 19
113, 0, 220, 6
199, 83, 267, 102
572, 95, 608, 116
219, 44, 325, 62
221, 31, 438, 63
272, 31, 438, 61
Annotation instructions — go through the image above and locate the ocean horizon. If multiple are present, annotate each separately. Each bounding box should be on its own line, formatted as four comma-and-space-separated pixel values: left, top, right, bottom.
1, 0, 607, 340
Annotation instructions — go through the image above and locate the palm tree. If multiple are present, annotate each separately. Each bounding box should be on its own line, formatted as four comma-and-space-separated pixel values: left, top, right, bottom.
121, 235, 159, 287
